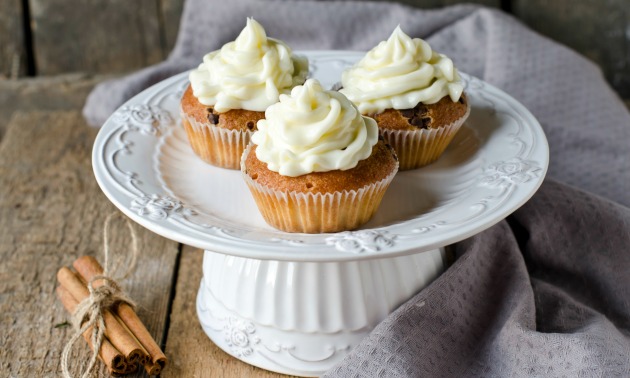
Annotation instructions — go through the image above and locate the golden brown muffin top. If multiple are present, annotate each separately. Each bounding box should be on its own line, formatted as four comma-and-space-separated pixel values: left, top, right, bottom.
369, 93, 468, 131
244, 141, 398, 194
180, 84, 265, 131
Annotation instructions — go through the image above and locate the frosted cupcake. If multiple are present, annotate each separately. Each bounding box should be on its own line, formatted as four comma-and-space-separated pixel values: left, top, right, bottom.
242, 79, 398, 233
181, 18, 308, 169
340, 26, 470, 170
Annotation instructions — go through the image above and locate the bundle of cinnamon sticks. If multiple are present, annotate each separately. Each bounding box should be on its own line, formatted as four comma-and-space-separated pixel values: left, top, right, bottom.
56, 256, 167, 376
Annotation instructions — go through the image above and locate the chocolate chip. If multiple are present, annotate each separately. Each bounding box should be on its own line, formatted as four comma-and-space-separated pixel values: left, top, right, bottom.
409, 116, 424, 127
400, 109, 415, 118
207, 112, 219, 125
246, 121, 255, 130
402, 103, 429, 126
408, 115, 432, 129
416, 103, 428, 115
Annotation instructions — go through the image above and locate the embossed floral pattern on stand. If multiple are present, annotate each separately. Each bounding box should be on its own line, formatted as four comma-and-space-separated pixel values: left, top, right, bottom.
223, 317, 261, 358
112, 104, 173, 136
480, 158, 542, 187
131, 194, 195, 220
326, 230, 396, 253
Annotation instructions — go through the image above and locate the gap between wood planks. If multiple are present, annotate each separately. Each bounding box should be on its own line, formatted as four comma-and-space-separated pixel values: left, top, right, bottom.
159, 242, 184, 354
20, 0, 36, 76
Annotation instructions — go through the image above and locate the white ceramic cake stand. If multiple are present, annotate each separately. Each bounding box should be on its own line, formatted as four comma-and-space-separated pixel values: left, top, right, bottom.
92, 51, 549, 376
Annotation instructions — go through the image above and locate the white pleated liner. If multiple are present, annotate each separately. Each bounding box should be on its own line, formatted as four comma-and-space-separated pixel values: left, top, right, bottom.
380, 102, 471, 170
181, 112, 254, 170
241, 143, 399, 233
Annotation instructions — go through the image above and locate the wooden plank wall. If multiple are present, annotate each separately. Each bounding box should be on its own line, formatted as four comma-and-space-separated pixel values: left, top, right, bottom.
0, 0, 184, 78
0, 0, 628, 97
29, 0, 164, 75
512, 0, 630, 97
0, 0, 27, 79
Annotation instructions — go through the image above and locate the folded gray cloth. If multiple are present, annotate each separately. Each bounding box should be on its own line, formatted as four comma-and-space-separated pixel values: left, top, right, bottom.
327, 179, 630, 377
84, 1, 630, 376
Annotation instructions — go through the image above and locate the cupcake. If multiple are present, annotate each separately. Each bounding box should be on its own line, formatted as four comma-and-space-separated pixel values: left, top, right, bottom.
340, 26, 470, 170
242, 79, 399, 233
181, 18, 308, 169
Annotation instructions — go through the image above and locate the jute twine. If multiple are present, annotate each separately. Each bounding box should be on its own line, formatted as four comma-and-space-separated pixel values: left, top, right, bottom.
61, 212, 139, 378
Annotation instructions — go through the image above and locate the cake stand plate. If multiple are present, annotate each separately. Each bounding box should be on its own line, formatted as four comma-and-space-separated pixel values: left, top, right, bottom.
92, 51, 549, 376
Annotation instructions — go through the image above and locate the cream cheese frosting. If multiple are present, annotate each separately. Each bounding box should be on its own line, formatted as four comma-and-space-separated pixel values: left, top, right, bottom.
251, 79, 379, 177
188, 18, 308, 112
340, 26, 464, 114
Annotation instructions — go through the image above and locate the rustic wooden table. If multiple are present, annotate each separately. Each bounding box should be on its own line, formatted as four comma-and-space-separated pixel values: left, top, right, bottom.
0, 76, 291, 377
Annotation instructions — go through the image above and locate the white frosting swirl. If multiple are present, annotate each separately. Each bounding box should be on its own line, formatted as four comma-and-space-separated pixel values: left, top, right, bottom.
189, 18, 308, 112
340, 26, 464, 114
252, 79, 379, 177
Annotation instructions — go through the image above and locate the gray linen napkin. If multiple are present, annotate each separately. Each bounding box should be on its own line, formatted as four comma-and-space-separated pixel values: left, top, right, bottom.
327, 179, 630, 377
83, 0, 630, 376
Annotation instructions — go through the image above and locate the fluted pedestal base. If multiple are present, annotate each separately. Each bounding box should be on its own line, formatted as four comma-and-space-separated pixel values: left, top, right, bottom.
197, 248, 446, 376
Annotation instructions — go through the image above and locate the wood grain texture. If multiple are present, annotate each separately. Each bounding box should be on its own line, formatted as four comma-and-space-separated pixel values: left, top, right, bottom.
0, 0, 26, 78
513, 0, 630, 97
0, 111, 179, 377
159, 0, 185, 55
28, 0, 165, 75
0, 73, 113, 141
162, 245, 294, 378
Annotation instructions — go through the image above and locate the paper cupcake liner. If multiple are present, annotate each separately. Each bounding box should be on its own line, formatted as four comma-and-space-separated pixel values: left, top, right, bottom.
241, 143, 399, 233
380, 102, 471, 170
181, 112, 253, 170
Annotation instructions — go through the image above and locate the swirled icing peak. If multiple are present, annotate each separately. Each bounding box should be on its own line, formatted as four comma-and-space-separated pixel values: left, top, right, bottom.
189, 18, 308, 112
251, 79, 379, 177
340, 26, 464, 114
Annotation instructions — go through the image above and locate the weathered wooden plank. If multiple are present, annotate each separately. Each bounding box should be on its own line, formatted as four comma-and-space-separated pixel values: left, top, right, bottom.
513, 0, 630, 97
162, 245, 294, 377
159, 0, 185, 54
0, 73, 113, 141
29, 0, 165, 75
0, 0, 26, 78
0, 111, 179, 377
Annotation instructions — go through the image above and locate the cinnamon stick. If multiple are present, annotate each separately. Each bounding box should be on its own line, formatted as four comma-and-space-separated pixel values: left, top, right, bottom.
143, 359, 162, 376
111, 362, 138, 377
56, 267, 147, 364
56, 286, 127, 374
73, 256, 167, 374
